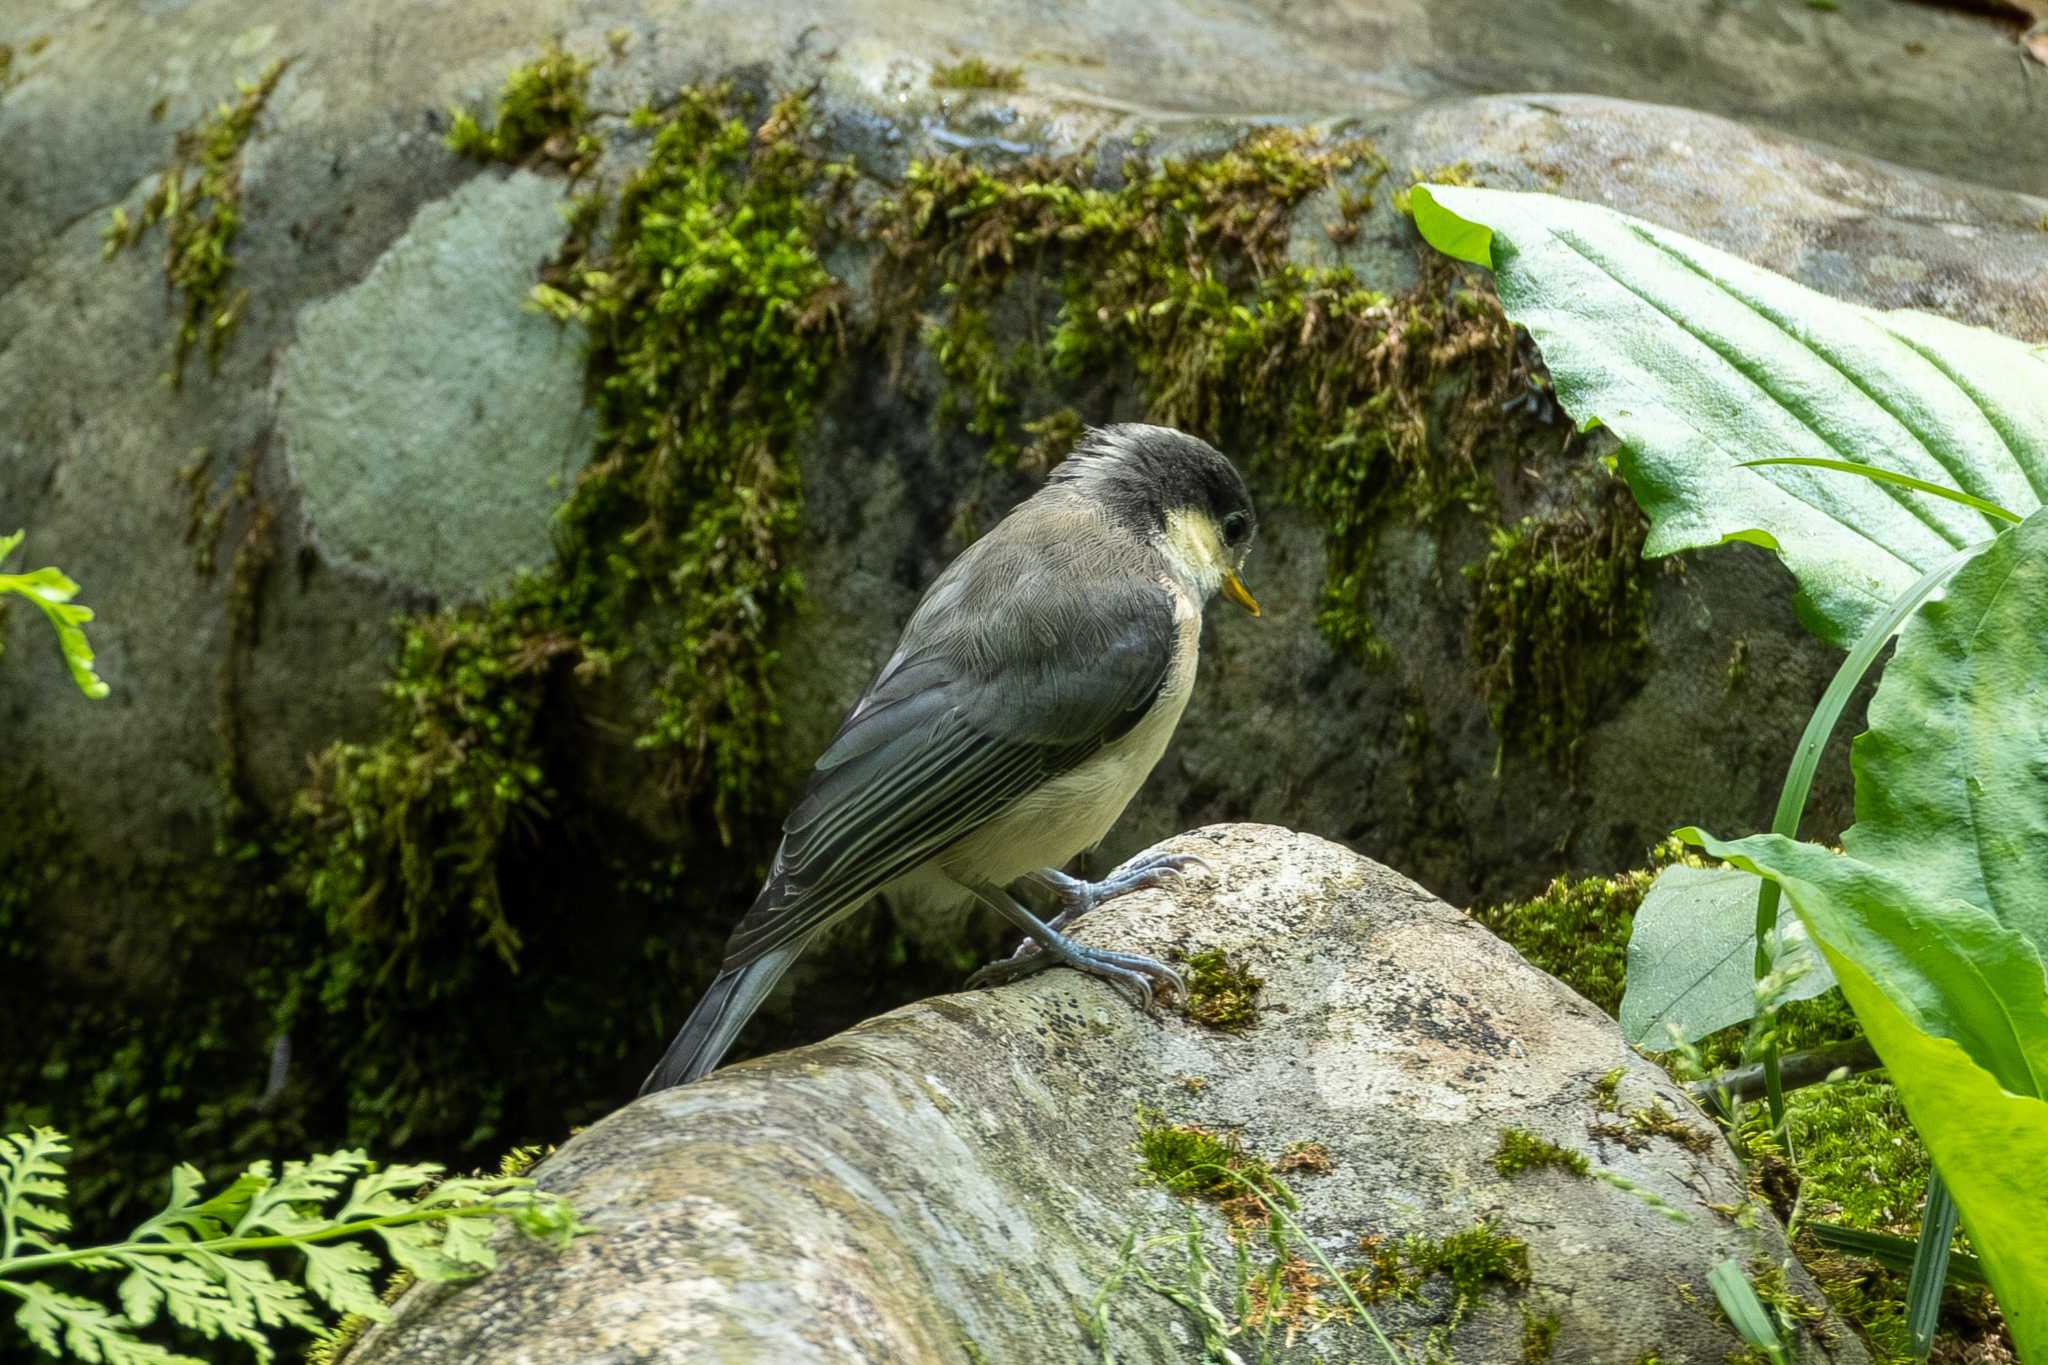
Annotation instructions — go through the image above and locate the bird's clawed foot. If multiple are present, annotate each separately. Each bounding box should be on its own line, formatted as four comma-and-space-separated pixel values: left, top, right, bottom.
963, 851, 1207, 1009
965, 934, 1186, 1013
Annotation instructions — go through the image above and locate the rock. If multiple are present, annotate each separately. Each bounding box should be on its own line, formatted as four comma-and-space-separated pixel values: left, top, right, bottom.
346, 825, 1867, 1365
276, 169, 594, 599
6, 0, 2048, 1186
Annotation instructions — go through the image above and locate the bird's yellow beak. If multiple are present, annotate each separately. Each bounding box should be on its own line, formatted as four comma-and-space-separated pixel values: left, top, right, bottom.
1222, 571, 1261, 617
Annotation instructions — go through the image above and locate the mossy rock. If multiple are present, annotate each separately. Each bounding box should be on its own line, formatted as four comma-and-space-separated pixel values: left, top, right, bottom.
4, 0, 2046, 1241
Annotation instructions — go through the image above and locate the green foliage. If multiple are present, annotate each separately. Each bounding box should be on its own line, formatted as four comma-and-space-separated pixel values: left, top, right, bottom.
102, 60, 288, 388
928, 58, 1023, 91
444, 43, 598, 171
1619, 863, 1836, 1049
1464, 491, 1651, 761
0, 533, 108, 699
0, 1128, 583, 1364
1410, 182, 2047, 648
1181, 949, 1262, 1032
1492, 1128, 1588, 1178
1419, 185, 2048, 1359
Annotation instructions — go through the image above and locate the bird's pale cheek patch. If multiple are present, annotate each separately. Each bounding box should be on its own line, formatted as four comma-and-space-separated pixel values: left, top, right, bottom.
1161, 507, 1229, 596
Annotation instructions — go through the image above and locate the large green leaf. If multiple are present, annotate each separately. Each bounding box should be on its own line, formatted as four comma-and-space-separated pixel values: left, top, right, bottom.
1814, 943, 2045, 1360
1619, 864, 1835, 1049
1845, 506, 2048, 960
1410, 184, 2048, 646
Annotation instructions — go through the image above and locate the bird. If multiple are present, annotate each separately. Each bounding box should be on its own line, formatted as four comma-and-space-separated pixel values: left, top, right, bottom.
640, 423, 1261, 1094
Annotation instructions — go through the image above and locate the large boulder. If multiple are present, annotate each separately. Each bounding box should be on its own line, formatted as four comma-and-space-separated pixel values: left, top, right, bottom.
5, 0, 2046, 1193
346, 826, 1867, 1365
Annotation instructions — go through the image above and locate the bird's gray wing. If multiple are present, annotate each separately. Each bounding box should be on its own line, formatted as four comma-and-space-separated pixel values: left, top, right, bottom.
721, 555, 1178, 969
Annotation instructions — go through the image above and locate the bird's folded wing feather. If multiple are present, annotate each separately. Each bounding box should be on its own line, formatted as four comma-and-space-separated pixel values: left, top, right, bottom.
721, 554, 1178, 969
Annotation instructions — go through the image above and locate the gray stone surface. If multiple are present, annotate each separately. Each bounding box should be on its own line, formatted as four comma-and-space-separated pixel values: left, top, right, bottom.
3, 0, 2047, 988
348, 825, 1866, 1365
277, 169, 592, 599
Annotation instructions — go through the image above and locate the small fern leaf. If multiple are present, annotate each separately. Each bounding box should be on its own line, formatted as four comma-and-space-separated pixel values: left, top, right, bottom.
301, 1242, 388, 1320
335, 1162, 443, 1221
0, 1128, 74, 1258
10, 1282, 204, 1364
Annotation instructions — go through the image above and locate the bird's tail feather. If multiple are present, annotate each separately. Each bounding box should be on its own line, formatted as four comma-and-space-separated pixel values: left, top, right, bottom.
639, 938, 807, 1095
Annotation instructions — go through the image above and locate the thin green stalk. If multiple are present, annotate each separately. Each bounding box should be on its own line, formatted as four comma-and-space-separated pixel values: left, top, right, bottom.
1739, 458, 2023, 525
0, 1205, 511, 1280
1906, 1172, 1958, 1361
1749, 546, 1980, 1134
1190, 1163, 1407, 1364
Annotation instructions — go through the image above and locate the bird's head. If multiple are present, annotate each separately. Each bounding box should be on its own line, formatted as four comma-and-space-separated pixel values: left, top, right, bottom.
1047, 424, 1261, 615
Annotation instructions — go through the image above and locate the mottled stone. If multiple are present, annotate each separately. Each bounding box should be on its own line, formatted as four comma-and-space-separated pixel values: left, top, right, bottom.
349, 826, 1867, 1365
277, 169, 591, 598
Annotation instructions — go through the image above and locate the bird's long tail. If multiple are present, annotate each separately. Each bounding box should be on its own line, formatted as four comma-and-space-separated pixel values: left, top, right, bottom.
639, 938, 808, 1095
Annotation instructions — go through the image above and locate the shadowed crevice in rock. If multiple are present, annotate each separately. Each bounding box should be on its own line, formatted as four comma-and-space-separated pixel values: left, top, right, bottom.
348, 825, 1867, 1365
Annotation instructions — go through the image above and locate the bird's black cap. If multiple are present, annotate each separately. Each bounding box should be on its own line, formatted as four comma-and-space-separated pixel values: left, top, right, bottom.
1049, 424, 1257, 549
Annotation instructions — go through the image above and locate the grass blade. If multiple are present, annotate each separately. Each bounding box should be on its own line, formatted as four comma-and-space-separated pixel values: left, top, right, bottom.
1739, 458, 2022, 525
1709, 1258, 1787, 1364
1807, 1221, 1985, 1288
1907, 1172, 1960, 1361
1748, 544, 1982, 1134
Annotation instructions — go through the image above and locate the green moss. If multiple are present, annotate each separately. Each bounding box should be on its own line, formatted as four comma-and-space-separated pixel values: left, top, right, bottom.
1592, 1066, 1624, 1112
445, 42, 599, 171
1134, 1106, 1275, 1202
1521, 1307, 1561, 1363
1345, 1219, 1531, 1319
1181, 947, 1262, 1031
102, 59, 289, 388
874, 128, 1542, 674
1493, 1126, 1589, 1178
1751, 1075, 1926, 1232
929, 57, 1024, 91
1464, 488, 1652, 765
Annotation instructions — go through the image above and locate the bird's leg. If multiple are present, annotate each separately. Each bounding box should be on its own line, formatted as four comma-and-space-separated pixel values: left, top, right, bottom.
1028, 851, 1210, 933
988, 851, 1210, 967
959, 879, 1188, 1012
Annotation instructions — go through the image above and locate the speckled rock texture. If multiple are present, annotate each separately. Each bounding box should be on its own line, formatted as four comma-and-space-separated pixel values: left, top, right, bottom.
347, 826, 1867, 1365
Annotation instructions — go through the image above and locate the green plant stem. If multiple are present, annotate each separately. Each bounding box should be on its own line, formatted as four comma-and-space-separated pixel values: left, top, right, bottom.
0, 1205, 512, 1280
1906, 1171, 1958, 1361
1190, 1162, 1407, 1364
1748, 547, 1979, 1135
1686, 1037, 1880, 1104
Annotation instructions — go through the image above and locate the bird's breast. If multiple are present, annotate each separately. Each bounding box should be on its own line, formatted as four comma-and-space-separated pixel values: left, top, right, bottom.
937, 581, 1202, 887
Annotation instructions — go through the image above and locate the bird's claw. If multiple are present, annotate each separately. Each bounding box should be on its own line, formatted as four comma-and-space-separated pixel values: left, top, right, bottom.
967, 939, 1185, 1013
969, 850, 1204, 1009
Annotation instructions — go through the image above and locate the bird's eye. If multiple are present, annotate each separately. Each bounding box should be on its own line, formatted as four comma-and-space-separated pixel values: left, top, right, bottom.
1221, 511, 1251, 545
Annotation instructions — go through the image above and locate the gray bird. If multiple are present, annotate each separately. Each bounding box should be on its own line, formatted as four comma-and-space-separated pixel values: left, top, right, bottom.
640, 424, 1260, 1093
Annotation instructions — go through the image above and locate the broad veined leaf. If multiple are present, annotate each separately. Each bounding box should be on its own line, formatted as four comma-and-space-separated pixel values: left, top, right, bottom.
1794, 926, 2046, 1358
1844, 504, 2048, 961
1690, 834, 2048, 1101
1410, 185, 2048, 647
1619, 864, 1836, 1049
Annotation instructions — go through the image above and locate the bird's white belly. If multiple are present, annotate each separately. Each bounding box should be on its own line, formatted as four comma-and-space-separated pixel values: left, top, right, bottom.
935, 599, 1200, 888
